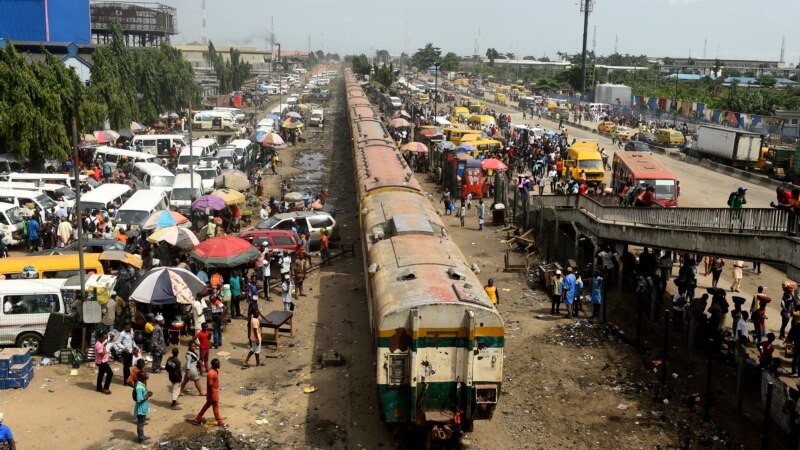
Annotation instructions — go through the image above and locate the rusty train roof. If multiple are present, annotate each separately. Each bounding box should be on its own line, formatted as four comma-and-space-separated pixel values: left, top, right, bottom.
355, 142, 421, 193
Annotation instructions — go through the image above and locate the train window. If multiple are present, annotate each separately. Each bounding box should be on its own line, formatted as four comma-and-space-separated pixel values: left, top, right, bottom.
388, 354, 409, 386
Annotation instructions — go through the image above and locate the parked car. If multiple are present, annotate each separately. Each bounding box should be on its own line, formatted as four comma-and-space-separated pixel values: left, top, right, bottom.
237, 229, 299, 252
255, 211, 338, 250
624, 141, 652, 152
631, 132, 658, 145
615, 126, 634, 140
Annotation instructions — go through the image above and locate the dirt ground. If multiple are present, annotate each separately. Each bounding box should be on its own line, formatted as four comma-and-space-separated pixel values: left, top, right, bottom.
2, 90, 790, 450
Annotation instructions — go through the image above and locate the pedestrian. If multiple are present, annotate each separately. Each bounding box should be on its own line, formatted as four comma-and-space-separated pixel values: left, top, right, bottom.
730, 260, 744, 292
466, 192, 473, 210
281, 274, 294, 312
441, 190, 452, 215
127, 358, 146, 387
260, 243, 272, 300
551, 269, 564, 315
563, 267, 577, 318
244, 309, 262, 368
727, 186, 747, 232
150, 314, 166, 372
0, 412, 16, 450
133, 371, 152, 444
736, 311, 750, 342
459, 202, 466, 227
210, 295, 224, 349
780, 291, 795, 339
537, 175, 545, 196
573, 274, 584, 316
191, 294, 206, 333
56, 216, 72, 247
229, 270, 242, 318
591, 272, 603, 320
788, 313, 800, 376
94, 331, 112, 394
710, 257, 725, 288
484, 279, 499, 305
114, 321, 137, 385
164, 347, 183, 410
320, 229, 331, 265
195, 322, 211, 374
246, 275, 260, 312
293, 258, 306, 297
757, 332, 776, 370
179, 342, 204, 396
190, 358, 225, 427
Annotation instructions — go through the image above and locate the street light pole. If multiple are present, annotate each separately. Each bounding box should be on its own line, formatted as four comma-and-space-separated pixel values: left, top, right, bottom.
674, 68, 680, 127
433, 62, 440, 122
70, 117, 85, 297
276, 43, 282, 120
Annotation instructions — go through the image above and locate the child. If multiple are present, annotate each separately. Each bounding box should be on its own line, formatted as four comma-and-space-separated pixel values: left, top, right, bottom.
246, 275, 259, 313
478, 215, 484, 231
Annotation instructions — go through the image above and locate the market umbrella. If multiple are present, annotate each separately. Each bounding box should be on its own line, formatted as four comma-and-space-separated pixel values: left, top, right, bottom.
285, 111, 302, 119
389, 118, 410, 128
190, 235, 261, 269
169, 112, 180, 119
456, 144, 476, 153
259, 132, 285, 146
401, 142, 428, 153
392, 110, 411, 119
94, 131, 110, 144
250, 130, 266, 141
419, 128, 441, 138
117, 129, 133, 139
215, 169, 250, 191
104, 130, 121, 141
147, 225, 200, 250
141, 210, 189, 230
481, 158, 508, 171
437, 141, 456, 151
281, 118, 304, 129
191, 195, 227, 211
130, 267, 205, 305
130, 121, 145, 132
212, 188, 245, 205
98, 250, 143, 269
284, 191, 304, 202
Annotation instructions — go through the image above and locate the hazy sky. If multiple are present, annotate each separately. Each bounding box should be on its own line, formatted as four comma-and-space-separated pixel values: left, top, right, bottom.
160, 0, 800, 65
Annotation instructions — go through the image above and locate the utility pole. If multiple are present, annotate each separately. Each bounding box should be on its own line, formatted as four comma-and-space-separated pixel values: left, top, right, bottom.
70, 117, 85, 297
579, 0, 593, 101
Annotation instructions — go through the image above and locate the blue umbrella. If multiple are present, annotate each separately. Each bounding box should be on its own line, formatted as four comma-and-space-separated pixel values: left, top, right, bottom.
456, 144, 476, 153
265, 113, 280, 121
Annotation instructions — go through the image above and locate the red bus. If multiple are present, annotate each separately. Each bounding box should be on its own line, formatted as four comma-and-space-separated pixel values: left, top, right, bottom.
611, 152, 679, 207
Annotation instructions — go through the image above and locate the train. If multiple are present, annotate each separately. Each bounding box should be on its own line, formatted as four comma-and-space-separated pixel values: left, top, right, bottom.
343, 69, 505, 444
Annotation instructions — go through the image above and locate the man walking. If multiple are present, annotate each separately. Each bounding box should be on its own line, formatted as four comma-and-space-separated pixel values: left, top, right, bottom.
591, 272, 603, 320
563, 267, 577, 319
195, 322, 211, 375
150, 314, 166, 372
133, 371, 152, 444
727, 186, 747, 232
281, 274, 294, 312
164, 347, 182, 410
244, 310, 262, 368
190, 358, 225, 427
114, 321, 137, 384
94, 331, 112, 394
551, 270, 564, 315
477, 199, 485, 231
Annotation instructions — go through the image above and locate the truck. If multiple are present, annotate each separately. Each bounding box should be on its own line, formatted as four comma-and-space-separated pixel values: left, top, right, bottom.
688, 125, 765, 169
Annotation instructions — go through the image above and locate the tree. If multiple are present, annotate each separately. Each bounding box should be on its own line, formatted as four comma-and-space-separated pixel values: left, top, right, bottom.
756, 75, 777, 88
203, 41, 252, 94
505, 52, 515, 60
315, 50, 325, 61
663, 57, 674, 65
485, 48, 500, 66
375, 49, 390, 65
440, 52, 460, 71
351, 54, 371, 77
687, 58, 695, 66
411, 43, 441, 70
712, 58, 723, 76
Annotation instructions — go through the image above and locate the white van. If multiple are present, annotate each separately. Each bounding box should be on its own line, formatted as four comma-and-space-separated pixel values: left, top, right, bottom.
190, 138, 219, 156
5, 173, 98, 193
213, 107, 245, 122
194, 164, 222, 194
115, 190, 169, 227
0, 182, 76, 209
177, 147, 204, 172
170, 173, 203, 214
310, 109, 324, 127
286, 97, 298, 108
79, 183, 132, 216
0, 279, 69, 354
257, 118, 277, 133
193, 111, 236, 131
0, 202, 25, 245
0, 189, 56, 222
131, 162, 175, 193
131, 134, 187, 157
270, 104, 289, 117
94, 146, 158, 170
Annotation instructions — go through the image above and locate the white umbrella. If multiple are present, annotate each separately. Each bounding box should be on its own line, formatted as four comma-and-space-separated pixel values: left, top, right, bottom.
130, 267, 205, 305
286, 111, 302, 119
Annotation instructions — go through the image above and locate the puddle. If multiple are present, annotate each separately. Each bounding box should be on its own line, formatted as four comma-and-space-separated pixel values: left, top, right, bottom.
291, 150, 328, 191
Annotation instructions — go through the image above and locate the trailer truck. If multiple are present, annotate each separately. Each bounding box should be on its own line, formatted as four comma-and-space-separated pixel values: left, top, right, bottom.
687, 125, 765, 169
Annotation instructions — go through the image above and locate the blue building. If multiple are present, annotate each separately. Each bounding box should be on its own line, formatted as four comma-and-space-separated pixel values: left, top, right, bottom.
0, 0, 91, 44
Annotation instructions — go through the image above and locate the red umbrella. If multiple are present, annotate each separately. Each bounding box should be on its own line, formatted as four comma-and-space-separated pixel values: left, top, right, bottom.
481, 158, 508, 171
400, 142, 428, 153
190, 235, 261, 268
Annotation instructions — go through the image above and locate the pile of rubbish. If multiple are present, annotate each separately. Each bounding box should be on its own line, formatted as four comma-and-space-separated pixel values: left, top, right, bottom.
544, 319, 615, 348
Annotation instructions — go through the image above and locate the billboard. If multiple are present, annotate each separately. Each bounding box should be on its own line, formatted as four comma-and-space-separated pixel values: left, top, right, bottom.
0, 0, 90, 44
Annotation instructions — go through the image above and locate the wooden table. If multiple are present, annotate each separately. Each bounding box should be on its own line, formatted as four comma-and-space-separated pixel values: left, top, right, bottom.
259, 310, 294, 348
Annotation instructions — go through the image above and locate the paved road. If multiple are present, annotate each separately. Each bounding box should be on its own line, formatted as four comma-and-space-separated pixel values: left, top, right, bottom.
466, 93, 777, 209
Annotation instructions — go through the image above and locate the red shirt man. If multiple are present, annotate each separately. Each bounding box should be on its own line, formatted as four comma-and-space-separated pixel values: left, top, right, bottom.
195, 323, 212, 373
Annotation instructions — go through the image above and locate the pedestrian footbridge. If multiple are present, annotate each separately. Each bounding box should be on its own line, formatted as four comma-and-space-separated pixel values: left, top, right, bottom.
526, 195, 800, 279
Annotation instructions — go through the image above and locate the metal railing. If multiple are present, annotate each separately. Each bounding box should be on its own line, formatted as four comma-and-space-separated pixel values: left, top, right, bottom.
530, 194, 791, 234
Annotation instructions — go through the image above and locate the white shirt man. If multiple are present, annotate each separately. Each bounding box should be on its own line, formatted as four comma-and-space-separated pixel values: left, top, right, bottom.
280, 252, 292, 276
736, 314, 749, 341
